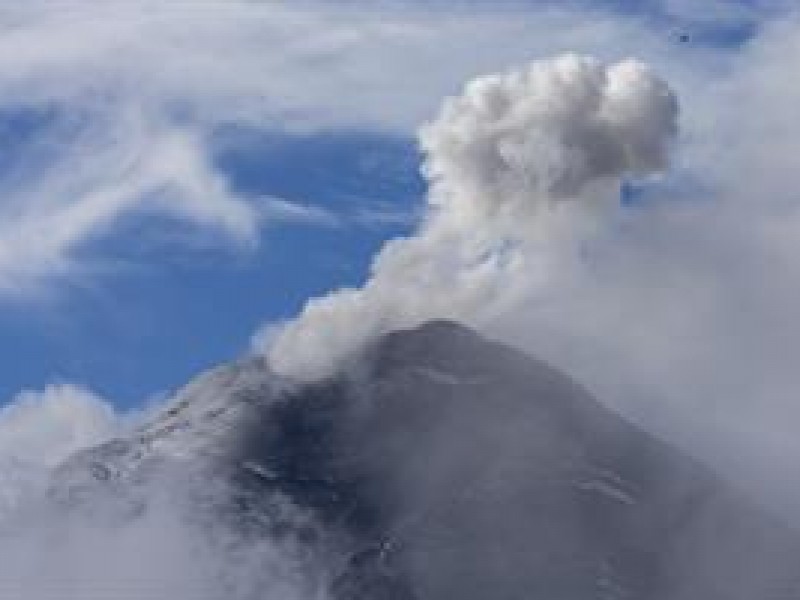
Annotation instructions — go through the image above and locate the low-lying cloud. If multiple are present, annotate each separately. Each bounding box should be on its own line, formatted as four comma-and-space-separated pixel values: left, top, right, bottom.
0, 384, 325, 600
0, 385, 121, 520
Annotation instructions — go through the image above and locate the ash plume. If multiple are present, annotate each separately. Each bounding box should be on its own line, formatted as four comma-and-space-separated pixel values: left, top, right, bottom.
267, 54, 678, 381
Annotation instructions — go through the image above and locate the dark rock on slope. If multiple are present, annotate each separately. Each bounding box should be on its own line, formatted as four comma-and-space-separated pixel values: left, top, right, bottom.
51, 320, 800, 599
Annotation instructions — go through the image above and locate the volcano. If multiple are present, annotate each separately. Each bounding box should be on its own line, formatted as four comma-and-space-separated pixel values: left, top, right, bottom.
49, 320, 800, 599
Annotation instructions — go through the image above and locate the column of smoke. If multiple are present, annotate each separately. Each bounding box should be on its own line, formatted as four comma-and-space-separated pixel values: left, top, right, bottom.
269, 54, 678, 381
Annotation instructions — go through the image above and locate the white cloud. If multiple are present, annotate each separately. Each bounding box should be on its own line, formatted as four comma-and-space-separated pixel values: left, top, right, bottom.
419, 55, 676, 223
0, 116, 260, 293
0, 382, 322, 600
0, 0, 723, 293
0, 384, 120, 470
0, 384, 122, 517
261, 196, 340, 227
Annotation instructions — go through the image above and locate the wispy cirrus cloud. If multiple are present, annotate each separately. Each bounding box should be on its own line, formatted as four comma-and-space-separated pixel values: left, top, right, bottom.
0, 0, 732, 294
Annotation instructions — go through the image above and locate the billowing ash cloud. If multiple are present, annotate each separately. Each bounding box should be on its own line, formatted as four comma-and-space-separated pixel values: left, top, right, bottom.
266, 55, 678, 380
420, 55, 676, 217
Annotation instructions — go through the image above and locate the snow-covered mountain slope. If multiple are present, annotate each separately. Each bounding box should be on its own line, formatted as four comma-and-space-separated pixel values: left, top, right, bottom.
48, 320, 800, 599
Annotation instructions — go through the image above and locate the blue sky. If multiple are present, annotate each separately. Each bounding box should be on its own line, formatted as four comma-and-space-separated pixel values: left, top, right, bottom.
0, 129, 423, 405
0, 0, 777, 410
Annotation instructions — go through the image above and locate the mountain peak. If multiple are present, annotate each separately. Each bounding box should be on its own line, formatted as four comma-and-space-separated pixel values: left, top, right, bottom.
48, 320, 800, 600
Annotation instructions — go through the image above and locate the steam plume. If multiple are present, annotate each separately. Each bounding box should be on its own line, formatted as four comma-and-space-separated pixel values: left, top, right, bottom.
267, 54, 678, 381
